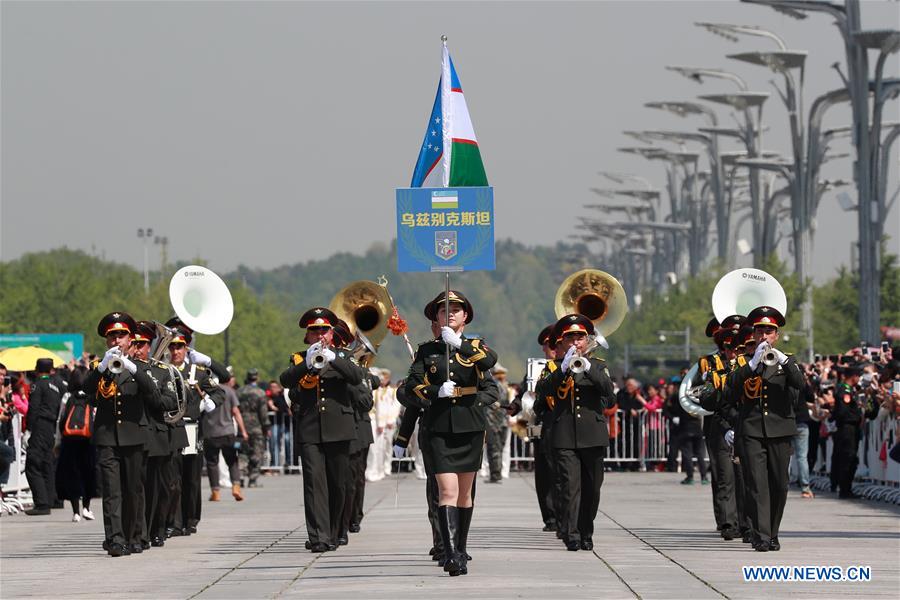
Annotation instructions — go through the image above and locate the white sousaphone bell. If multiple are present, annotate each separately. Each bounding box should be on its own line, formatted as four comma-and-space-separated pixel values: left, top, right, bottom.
169, 265, 235, 335
679, 268, 787, 417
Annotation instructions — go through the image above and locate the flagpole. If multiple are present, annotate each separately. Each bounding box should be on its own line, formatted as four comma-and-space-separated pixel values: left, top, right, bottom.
444, 272, 451, 377
441, 35, 452, 378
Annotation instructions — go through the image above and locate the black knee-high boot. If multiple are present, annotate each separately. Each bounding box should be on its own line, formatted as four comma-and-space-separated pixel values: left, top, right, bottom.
438, 505, 461, 576
457, 506, 473, 574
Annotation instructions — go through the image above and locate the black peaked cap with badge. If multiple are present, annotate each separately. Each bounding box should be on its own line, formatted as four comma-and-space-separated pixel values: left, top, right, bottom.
553, 313, 595, 342
746, 306, 786, 328
97, 312, 137, 337
538, 324, 556, 347
705, 317, 721, 338
298, 307, 338, 329
423, 290, 474, 324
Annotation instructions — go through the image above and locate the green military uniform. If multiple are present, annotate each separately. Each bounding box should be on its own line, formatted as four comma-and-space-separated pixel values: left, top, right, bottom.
237, 382, 269, 486
724, 307, 803, 551
531, 358, 560, 532
278, 306, 365, 552
484, 377, 510, 482
405, 335, 498, 473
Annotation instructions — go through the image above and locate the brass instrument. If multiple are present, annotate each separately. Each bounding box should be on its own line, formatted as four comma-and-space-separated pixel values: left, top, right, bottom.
678, 363, 714, 417
148, 321, 190, 424
329, 279, 393, 349
554, 269, 628, 374
328, 279, 394, 367
554, 269, 628, 338
108, 348, 126, 375
761, 345, 779, 367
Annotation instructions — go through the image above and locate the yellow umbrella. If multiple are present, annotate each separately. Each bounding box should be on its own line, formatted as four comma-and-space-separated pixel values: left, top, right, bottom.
0, 346, 66, 372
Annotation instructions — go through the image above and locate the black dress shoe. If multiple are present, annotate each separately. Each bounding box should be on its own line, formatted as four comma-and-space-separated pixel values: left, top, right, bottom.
580, 538, 593, 551
337, 536, 348, 546
186, 526, 197, 534
108, 543, 130, 557
141, 541, 151, 551
102, 540, 111, 552
542, 523, 556, 532
151, 537, 165, 548
428, 546, 437, 556
742, 532, 753, 544
753, 541, 770, 552
556, 531, 564, 539
566, 540, 580, 551
305, 540, 313, 550
325, 544, 337, 552
769, 538, 780, 551
433, 552, 444, 563
349, 523, 360, 533
24, 507, 51, 516
168, 528, 184, 537
130, 543, 143, 554
309, 542, 329, 553
721, 528, 740, 541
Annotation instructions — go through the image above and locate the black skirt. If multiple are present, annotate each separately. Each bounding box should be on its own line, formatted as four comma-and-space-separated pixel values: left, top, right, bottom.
427, 430, 484, 474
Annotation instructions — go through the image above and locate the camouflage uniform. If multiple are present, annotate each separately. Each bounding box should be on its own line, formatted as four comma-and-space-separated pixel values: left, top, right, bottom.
237, 382, 269, 485
484, 379, 509, 482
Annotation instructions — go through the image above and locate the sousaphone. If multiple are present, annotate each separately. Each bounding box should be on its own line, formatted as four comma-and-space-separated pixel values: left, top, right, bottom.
711, 268, 786, 324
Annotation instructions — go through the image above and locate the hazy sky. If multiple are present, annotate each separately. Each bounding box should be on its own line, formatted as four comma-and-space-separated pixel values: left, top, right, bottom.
2, 0, 898, 283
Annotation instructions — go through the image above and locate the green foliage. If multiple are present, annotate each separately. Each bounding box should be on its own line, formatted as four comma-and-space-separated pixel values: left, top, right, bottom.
2, 243, 897, 383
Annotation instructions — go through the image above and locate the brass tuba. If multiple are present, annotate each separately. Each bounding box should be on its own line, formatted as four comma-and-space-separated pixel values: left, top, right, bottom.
554, 269, 628, 338
147, 321, 190, 424
329, 279, 394, 366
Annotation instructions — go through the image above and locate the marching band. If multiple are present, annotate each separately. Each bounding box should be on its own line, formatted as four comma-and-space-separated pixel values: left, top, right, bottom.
28, 262, 812, 567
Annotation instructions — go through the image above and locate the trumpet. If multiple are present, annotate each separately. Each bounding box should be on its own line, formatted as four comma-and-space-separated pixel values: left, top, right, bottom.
762, 347, 780, 367
570, 335, 601, 374
108, 348, 126, 374
307, 343, 331, 370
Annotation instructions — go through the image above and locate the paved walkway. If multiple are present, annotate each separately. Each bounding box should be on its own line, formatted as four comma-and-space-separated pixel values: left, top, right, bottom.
1, 470, 898, 599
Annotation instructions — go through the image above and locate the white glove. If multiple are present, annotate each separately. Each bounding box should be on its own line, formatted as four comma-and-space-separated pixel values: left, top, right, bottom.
307, 341, 322, 355
560, 345, 577, 373
672, 416, 680, 426
440, 326, 462, 349
97, 347, 120, 373
749, 341, 768, 371
438, 381, 457, 398
120, 356, 137, 375
393, 445, 406, 459
199, 397, 216, 413
188, 349, 212, 367
322, 348, 336, 363
724, 429, 735, 447
771, 348, 789, 365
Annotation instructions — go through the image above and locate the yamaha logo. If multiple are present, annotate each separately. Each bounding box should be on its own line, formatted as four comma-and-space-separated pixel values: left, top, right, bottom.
185, 271, 205, 277
742, 272, 766, 281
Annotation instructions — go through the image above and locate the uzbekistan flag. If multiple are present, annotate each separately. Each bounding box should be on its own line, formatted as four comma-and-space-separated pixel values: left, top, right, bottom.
410, 39, 488, 188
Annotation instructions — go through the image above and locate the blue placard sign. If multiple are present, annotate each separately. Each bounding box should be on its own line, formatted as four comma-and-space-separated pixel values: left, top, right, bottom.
395, 187, 495, 272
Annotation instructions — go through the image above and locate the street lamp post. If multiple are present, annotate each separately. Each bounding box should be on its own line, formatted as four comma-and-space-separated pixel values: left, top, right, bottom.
137, 228, 153, 294
742, 0, 900, 352
657, 327, 693, 362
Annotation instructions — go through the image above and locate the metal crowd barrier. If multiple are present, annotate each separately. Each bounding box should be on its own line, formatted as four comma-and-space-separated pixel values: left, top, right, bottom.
509, 409, 674, 468
260, 411, 301, 473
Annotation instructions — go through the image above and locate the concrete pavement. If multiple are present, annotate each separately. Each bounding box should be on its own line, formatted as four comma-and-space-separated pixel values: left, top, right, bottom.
1, 470, 897, 599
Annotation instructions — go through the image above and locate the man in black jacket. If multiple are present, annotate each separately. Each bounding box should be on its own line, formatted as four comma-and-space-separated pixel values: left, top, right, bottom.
535, 314, 616, 552
724, 306, 803, 552
84, 312, 161, 556
280, 307, 364, 553
24, 358, 63, 516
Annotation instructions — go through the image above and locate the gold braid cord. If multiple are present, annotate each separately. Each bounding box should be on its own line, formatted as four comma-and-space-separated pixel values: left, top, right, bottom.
299, 374, 319, 389
556, 377, 574, 402
743, 376, 762, 400
97, 378, 117, 399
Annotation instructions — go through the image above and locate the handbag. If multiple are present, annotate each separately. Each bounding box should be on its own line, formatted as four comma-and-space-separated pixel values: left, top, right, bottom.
62, 393, 92, 438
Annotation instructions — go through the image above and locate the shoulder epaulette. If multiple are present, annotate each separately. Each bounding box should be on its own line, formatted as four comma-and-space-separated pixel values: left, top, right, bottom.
292, 352, 304, 365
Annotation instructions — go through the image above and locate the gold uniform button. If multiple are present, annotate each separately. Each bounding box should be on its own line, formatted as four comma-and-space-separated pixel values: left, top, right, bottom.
450, 372, 455, 377
764, 411, 768, 415
117, 420, 122, 424
320, 407, 325, 412
451, 399, 457, 404
577, 414, 582, 418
